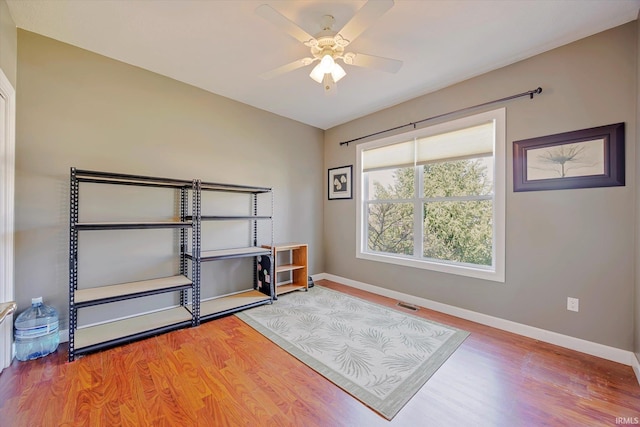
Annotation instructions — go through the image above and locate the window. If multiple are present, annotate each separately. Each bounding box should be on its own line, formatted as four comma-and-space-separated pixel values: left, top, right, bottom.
356, 109, 505, 282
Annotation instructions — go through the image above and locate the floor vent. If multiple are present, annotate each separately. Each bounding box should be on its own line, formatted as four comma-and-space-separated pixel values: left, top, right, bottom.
397, 301, 418, 311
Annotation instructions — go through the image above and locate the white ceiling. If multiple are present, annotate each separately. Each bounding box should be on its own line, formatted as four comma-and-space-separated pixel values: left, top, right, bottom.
6, 0, 640, 130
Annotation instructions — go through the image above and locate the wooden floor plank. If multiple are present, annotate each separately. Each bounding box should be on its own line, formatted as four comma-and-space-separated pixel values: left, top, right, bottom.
1, 280, 639, 426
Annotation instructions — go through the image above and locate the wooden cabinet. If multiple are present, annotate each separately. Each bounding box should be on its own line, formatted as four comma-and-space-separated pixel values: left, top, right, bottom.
263, 243, 308, 296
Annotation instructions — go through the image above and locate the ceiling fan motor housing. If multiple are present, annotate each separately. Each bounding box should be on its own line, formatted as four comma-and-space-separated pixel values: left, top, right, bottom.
307, 32, 348, 61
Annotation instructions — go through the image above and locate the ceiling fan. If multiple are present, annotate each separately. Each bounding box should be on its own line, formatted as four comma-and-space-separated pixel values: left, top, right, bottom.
256, 0, 403, 94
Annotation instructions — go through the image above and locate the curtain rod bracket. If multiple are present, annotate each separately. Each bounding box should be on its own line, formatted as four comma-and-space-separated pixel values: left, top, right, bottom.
531, 87, 542, 99
339, 86, 542, 147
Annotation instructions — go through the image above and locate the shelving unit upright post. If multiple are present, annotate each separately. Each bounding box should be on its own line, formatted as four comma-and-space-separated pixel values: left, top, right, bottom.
184, 180, 201, 325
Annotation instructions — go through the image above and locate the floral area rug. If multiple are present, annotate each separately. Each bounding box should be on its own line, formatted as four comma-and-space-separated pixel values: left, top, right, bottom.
235, 285, 469, 419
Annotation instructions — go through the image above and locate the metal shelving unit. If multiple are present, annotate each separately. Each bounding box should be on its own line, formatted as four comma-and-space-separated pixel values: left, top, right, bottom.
68, 168, 198, 361
69, 169, 275, 361
187, 180, 274, 322
191, 181, 274, 320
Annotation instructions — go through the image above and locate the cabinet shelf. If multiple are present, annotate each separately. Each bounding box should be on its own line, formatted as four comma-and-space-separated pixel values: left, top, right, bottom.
269, 243, 305, 251
275, 283, 307, 294
74, 275, 193, 307
74, 306, 193, 354
275, 264, 305, 273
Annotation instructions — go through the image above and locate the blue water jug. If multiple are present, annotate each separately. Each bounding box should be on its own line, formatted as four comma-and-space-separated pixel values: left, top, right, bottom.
14, 297, 60, 361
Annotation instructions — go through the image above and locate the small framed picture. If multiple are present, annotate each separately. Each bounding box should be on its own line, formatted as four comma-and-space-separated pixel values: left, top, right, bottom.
328, 165, 352, 200
513, 123, 625, 192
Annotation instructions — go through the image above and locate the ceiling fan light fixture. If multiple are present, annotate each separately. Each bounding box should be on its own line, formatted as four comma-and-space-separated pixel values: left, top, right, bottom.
310, 54, 345, 84
319, 54, 335, 72
309, 63, 326, 83
331, 63, 346, 82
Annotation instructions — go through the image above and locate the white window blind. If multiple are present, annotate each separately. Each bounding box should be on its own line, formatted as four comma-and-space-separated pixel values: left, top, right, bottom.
362, 122, 494, 171
416, 121, 494, 164
362, 140, 414, 172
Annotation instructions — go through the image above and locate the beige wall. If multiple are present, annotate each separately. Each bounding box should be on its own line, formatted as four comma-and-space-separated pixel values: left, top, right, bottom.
15, 30, 324, 327
636, 14, 640, 364
0, 0, 16, 86
325, 22, 637, 350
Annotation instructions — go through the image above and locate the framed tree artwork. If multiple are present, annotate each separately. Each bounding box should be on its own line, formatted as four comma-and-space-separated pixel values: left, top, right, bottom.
328, 165, 352, 200
513, 122, 625, 192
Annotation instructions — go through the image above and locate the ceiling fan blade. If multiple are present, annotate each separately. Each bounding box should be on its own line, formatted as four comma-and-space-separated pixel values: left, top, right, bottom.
337, 0, 394, 44
256, 4, 316, 44
259, 58, 315, 80
343, 52, 402, 73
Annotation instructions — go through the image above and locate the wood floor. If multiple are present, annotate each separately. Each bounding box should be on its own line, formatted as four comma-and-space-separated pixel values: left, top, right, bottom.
1, 280, 639, 426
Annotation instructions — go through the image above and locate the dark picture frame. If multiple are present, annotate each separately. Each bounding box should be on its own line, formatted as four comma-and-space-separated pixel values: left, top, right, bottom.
328, 165, 353, 200
513, 122, 625, 192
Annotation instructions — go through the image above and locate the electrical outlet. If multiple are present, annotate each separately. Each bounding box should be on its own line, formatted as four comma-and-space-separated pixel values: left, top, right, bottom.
567, 297, 579, 312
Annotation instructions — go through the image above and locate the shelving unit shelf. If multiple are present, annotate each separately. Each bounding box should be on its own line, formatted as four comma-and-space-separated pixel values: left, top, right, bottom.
75, 221, 190, 230
74, 276, 193, 307
263, 243, 308, 297
189, 247, 272, 261
195, 290, 272, 320
69, 168, 198, 362
74, 307, 193, 353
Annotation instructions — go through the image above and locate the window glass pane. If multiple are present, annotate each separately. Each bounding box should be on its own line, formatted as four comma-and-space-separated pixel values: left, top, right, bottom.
423, 158, 493, 198
366, 167, 414, 200
423, 200, 492, 266
367, 202, 414, 255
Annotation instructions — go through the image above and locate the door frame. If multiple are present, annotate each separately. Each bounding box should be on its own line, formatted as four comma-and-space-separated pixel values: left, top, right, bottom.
0, 67, 16, 371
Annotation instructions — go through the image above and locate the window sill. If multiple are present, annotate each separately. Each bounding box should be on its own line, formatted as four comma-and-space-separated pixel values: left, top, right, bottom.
356, 251, 505, 283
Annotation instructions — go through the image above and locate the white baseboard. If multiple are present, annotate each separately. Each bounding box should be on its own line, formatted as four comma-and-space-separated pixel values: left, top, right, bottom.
314, 273, 639, 375
632, 353, 640, 385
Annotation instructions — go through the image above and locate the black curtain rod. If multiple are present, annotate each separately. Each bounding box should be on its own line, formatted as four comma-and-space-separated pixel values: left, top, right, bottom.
339, 87, 542, 146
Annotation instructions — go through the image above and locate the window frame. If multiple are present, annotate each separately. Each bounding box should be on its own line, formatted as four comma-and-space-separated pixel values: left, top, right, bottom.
355, 108, 506, 282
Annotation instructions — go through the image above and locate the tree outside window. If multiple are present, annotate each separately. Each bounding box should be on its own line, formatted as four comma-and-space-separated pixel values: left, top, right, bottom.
366, 159, 493, 266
